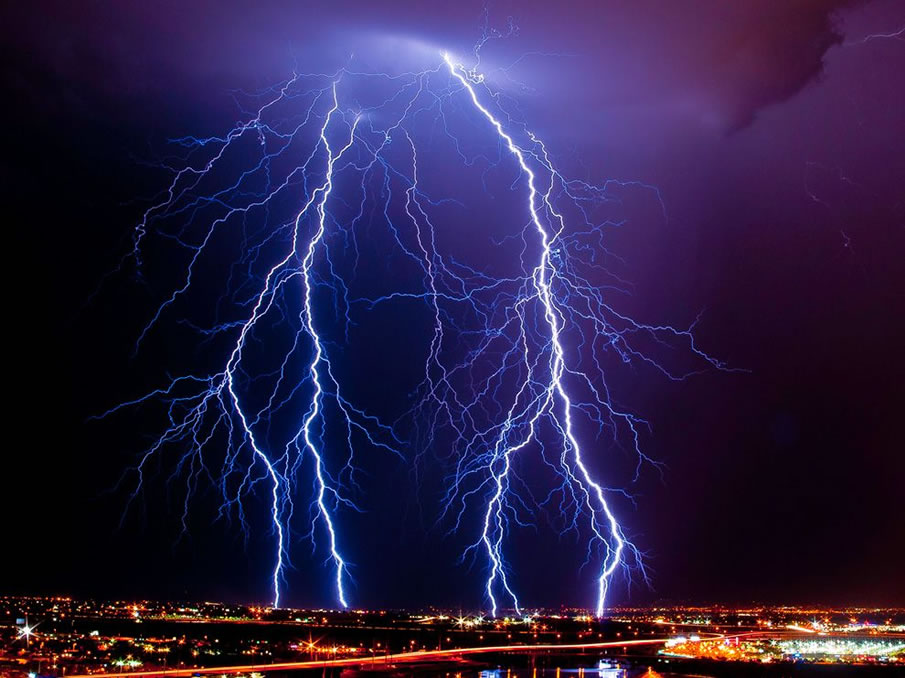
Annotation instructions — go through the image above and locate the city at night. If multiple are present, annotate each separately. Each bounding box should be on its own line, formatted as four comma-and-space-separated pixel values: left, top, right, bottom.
3, 1, 903, 677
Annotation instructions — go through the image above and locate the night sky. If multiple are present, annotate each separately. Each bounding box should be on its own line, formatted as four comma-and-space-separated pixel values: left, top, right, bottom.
3, 0, 904, 610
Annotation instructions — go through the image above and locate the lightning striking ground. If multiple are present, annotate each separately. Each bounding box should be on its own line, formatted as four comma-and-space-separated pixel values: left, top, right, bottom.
100, 41, 724, 614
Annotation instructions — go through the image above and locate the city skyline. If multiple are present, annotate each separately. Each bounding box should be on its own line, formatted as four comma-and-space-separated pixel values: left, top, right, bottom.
3, 595, 904, 675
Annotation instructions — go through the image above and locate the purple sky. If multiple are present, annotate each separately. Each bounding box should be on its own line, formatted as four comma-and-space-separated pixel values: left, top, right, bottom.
3, 0, 903, 608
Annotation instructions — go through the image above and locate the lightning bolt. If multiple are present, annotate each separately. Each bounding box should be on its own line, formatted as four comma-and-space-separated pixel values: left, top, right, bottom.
99, 76, 403, 608
442, 53, 628, 616
431, 52, 728, 617
295, 84, 360, 608
98, 34, 726, 614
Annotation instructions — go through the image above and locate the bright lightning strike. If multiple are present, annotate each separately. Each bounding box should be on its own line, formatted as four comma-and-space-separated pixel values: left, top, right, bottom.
444, 53, 630, 617
99, 33, 725, 614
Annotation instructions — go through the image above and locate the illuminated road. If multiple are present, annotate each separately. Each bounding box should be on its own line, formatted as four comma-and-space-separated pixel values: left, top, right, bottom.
65, 634, 749, 677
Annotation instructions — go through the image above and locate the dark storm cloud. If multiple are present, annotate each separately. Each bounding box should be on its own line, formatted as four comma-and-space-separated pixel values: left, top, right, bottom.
483, 1, 863, 133
5, 1, 859, 133
692, 0, 859, 130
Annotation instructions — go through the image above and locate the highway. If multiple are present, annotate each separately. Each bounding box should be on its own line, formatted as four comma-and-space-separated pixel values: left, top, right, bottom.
64, 634, 744, 678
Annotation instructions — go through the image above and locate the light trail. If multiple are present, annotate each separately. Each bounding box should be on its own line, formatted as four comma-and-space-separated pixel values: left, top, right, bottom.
65, 633, 748, 678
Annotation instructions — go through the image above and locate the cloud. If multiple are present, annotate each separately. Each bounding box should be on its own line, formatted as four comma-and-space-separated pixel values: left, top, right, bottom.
701, 1, 859, 131
1, 0, 863, 133
478, 0, 863, 133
